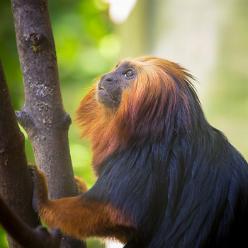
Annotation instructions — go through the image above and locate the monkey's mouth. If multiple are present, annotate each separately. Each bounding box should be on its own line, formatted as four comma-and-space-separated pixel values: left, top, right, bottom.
97, 85, 112, 98
97, 86, 119, 107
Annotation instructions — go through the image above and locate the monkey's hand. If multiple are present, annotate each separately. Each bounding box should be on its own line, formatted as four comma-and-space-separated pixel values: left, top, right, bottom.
29, 166, 49, 213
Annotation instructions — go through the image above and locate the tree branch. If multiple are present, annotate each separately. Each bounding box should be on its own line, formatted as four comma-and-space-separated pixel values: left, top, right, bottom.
0, 62, 38, 247
0, 197, 61, 248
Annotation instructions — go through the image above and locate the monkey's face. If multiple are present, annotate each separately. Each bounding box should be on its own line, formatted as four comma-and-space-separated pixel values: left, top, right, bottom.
97, 62, 136, 108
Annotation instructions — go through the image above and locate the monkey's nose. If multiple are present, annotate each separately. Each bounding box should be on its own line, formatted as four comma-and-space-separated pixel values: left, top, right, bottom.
101, 73, 113, 82
98, 81, 105, 90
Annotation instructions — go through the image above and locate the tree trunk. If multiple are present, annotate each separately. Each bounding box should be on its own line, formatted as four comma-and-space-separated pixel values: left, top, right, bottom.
11, 0, 77, 199
0, 62, 39, 248
10, 0, 86, 247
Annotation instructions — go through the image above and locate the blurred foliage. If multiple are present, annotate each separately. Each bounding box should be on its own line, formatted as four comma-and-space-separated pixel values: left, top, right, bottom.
0, 229, 7, 248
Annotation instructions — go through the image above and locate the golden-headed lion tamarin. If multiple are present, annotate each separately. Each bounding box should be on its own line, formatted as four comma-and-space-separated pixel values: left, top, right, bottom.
2, 56, 248, 248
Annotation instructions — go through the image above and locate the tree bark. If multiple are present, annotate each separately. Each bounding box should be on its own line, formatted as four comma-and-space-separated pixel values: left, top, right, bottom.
11, 0, 77, 199
10, 0, 86, 247
0, 62, 39, 248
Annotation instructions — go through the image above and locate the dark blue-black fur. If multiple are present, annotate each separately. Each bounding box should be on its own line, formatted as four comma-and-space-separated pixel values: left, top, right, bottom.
85, 75, 248, 247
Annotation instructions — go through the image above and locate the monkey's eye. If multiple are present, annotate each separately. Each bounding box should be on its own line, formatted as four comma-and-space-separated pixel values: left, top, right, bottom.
123, 69, 135, 79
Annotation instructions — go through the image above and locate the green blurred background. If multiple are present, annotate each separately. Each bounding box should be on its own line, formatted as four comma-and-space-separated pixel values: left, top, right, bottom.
0, 0, 247, 247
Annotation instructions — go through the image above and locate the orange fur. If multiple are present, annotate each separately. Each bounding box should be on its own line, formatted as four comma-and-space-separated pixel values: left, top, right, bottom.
74, 176, 88, 193
39, 196, 134, 242
33, 167, 134, 242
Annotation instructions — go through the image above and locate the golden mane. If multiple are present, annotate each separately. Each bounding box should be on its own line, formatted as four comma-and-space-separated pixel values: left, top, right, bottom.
76, 56, 193, 171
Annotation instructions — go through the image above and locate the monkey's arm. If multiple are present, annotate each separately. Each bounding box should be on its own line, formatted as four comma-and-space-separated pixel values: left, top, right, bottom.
31, 167, 134, 242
